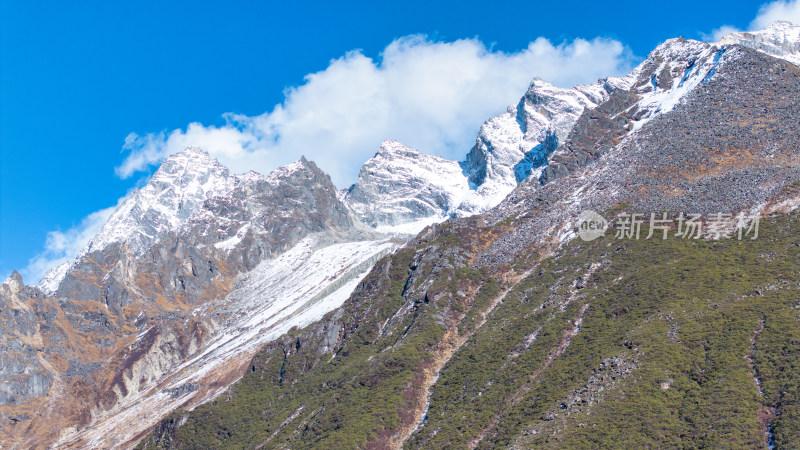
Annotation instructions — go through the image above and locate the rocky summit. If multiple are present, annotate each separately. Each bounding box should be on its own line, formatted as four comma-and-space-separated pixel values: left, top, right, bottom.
3, 21, 800, 449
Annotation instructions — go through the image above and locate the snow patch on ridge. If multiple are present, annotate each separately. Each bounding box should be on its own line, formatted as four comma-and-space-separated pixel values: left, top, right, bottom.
191, 235, 396, 375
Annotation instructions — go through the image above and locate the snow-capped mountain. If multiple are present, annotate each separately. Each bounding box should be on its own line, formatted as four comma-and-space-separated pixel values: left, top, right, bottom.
541, 23, 800, 184
0, 149, 367, 447
3, 21, 800, 449
460, 76, 625, 210
719, 20, 800, 65
38, 147, 239, 293
344, 79, 628, 229
43, 22, 800, 296
133, 22, 800, 447
38, 150, 354, 295
90, 146, 237, 253
345, 140, 472, 231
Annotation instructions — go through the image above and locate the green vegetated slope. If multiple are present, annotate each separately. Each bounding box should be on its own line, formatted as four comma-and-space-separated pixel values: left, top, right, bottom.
141, 211, 800, 449
414, 213, 800, 449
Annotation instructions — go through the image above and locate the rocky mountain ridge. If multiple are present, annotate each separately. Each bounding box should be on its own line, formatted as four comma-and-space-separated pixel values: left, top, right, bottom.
345, 22, 800, 230
136, 22, 800, 449
38, 147, 236, 294
2, 21, 800, 449
0, 151, 378, 447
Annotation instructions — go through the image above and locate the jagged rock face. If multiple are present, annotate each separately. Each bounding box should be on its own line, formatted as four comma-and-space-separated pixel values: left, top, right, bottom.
0, 272, 50, 408
38, 147, 236, 294
174, 157, 356, 269
345, 140, 470, 229
0, 151, 364, 447
517, 78, 622, 144
461, 77, 621, 208
53, 155, 353, 305
539, 88, 637, 184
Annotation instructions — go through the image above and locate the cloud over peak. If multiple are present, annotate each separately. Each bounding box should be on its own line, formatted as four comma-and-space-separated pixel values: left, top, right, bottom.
752, 0, 800, 29
703, 0, 800, 42
115, 34, 634, 187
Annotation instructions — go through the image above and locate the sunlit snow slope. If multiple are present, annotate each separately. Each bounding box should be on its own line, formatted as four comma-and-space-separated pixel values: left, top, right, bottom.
57, 234, 396, 448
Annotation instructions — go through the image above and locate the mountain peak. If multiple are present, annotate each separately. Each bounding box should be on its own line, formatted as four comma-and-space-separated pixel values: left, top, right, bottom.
764, 20, 800, 32
158, 146, 222, 171
265, 158, 316, 182
376, 139, 418, 157
36, 147, 238, 293
528, 76, 554, 89
717, 21, 800, 65
345, 141, 471, 230
142, 146, 233, 199
3, 270, 23, 294
719, 20, 800, 43
181, 145, 208, 155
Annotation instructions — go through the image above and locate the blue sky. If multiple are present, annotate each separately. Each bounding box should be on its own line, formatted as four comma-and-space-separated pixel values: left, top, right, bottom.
0, 0, 792, 282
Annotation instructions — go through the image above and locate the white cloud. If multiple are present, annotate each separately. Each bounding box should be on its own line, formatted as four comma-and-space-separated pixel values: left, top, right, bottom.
752, 0, 800, 29
703, 0, 800, 42
116, 34, 634, 187
702, 25, 743, 43
22, 203, 118, 284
